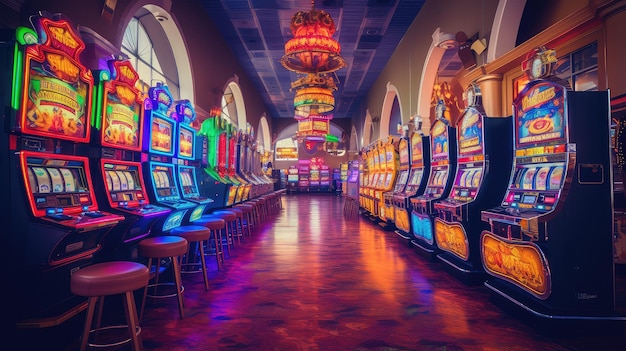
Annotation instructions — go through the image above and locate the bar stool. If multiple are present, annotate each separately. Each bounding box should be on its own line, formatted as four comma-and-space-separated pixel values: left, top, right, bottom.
70, 261, 149, 351
170, 226, 212, 291
210, 210, 239, 247
227, 207, 246, 244
234, 203, 254, 237
193, 216, 227, 267
138, 236, 188, 320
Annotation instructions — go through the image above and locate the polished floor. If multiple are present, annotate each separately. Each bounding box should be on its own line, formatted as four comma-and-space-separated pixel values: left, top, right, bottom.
15, 193, 626, 350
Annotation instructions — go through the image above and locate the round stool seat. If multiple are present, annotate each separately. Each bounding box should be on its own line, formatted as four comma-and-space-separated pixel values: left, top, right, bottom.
228, 207, 244, 217
139, 236, 188, 258
235, 204, 253, 212
195, 216, 226, 230
171, 225, 211, 242
71, 261, 149, 297
211, 210, 236, 221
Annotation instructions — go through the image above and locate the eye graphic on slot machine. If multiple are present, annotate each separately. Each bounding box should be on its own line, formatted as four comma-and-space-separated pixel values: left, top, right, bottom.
528, 117, 553, 135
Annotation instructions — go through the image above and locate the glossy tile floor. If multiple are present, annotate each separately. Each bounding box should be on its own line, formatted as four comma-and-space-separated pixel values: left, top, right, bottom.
15, 194, 626, 350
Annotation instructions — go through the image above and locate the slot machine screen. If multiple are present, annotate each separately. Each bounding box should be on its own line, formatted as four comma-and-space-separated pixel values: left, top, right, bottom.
408, 169, 423, 188
534, 166, 551, 190
411, 134, 424, 165
150, 116, 175, 155
399, 140, 409, 165
521, 167, 536, 190
102, 97, 141, 149
431, 121, 450, 160
348, 170, 358, 182
178, 124, 195, 160
458, 108, 484, 156
394, 170, 409, 191
515, 81, 566, 149
179, 167, 199, 196
384, 173, 393, 188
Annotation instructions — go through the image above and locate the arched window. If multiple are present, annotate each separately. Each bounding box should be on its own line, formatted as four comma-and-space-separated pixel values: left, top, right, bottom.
121, 16, 180, 98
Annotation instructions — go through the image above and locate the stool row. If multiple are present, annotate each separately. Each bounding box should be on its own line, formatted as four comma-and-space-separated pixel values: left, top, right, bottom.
69, 190, 285, 351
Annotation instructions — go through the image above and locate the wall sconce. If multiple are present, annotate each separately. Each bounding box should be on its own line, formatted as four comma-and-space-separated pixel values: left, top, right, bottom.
471, 38, 487, 55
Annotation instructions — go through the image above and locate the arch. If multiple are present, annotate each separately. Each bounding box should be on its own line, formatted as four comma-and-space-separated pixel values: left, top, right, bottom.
363, 110, 374, 147
257, 115, 272, 153
379, 82, 402, 140
487, 0, 527, 63
416, 28, 457, 134
349, 126, 359, 153
117, 1, 194, 103
223, 76, 247, 129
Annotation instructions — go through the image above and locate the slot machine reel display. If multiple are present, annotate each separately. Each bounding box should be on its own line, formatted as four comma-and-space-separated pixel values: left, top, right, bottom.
5, 13, 123, 325
480, 47, 618, 318
91, 58, 172, 261
142, 83, 196, 232
394, 118, 430, 244
379, 136, 399, 227
410, 100, 457, 259
433, 83, 513, 283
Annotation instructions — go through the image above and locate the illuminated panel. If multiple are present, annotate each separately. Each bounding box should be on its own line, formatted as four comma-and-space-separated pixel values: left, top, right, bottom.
514, 80, 566, 149
411, 211, 433, 245
101, 59, 143, 151
149, 115, 175, 156
178, 123, 196, 160
150, 162, 180, 202
20, 151, 97, 217
457, 108, 484, 156
481, 231, 551, 299
431, 120, 450, 160
17, 15, 92, 142
178, 165, 200, 197
411, 133, 424, 166
145, 83, 175, 156
434, 218, 469, 261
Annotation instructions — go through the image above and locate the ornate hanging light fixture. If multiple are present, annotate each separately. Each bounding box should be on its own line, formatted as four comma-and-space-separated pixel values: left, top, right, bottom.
291, 73, 337, 116
281, 0, 346, 74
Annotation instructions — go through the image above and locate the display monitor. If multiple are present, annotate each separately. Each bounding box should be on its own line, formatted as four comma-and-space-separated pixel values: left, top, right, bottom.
177, 124, 196, 160
458, 108, 484, 156
150, 163, 180, 201
431, 120, 450, 160
515, 81, 566, 149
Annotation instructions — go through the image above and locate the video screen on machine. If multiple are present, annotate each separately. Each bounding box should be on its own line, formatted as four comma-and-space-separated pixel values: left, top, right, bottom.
512, 163, 565, 191
431, 121, 450, 160
407, 169, 423, 187
394, 170, 409, 191
178, 125, 195, 159
24, 155, 92, 212
458, 109, 484, 156
515, 81, 566, 149
455, 167, 482, 187
152, 165, 177, 199
150, 116, 174, 155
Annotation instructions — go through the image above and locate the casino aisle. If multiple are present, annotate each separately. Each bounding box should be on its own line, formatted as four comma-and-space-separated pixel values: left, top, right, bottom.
15, 194, 626, 350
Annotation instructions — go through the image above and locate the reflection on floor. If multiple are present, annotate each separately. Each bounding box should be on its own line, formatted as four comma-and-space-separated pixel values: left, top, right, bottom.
15, 194, 626, 350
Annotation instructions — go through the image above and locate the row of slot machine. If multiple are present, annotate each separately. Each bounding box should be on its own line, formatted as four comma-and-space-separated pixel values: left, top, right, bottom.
1, 13, 272, 327
359, 137, 399, 223
359, 46, 621, 320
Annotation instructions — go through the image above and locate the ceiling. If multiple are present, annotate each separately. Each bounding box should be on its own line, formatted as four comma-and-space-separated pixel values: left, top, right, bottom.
199, 0, 427, 119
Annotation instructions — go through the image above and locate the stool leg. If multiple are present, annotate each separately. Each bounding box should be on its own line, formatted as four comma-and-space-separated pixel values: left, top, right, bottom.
139, 258, 152, 322
171, 254, 185, 318
123, 291, 143, 351
80, 296, 98, 351
198, 241, 210, 291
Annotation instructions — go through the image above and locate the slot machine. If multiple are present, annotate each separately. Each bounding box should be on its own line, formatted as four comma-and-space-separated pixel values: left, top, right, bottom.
480, 47, 617, 318
373, 141, 388, 219
198, 114, 230, 209
3, 13, 123, 325
410, 100, 458, 259
380, 136, 400, 227
432, 83, 512, 283
142, 83, 196, 231
218, 123, 240, 205
287, 166, 299, 192
346, 160, 360, 199
394, 117, 431, 244
386, 134, 410, 229
298, 160, 310, 191
340, 162, 349, 193
174, 99, 213, 221
232, 130, 252, 202
90, 58, 171, 261
224, 124, 242, 203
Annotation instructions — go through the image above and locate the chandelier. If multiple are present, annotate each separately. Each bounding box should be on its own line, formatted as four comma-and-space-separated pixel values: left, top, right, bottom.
281, 1, 346, 74
292, 73, 337, 116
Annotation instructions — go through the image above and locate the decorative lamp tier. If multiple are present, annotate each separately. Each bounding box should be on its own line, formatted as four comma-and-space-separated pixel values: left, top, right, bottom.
292, 73, 337, 116
281, 8, 346, 74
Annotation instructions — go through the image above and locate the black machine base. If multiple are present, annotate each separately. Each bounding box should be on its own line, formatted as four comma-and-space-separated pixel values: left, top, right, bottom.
393, 230, 413, 247
410, 239, 438, 261
437, 254, 486, 285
